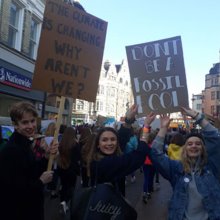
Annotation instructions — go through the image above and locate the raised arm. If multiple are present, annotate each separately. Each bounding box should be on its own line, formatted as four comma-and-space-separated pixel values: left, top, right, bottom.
150, 114, 180, 185
181, 107, 220, 180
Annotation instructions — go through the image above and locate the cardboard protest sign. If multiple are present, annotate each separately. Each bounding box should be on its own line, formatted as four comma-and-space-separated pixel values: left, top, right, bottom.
96, 114, 107, 126
126, 36, 189, 116
32, 0, 107, 102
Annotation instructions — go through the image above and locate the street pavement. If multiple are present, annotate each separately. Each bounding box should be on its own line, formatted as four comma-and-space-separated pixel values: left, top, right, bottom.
44, 171, 172, 220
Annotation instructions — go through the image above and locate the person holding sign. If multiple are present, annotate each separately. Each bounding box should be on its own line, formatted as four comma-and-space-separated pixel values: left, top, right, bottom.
0, 101, 58, 220
148, 108, 220, 220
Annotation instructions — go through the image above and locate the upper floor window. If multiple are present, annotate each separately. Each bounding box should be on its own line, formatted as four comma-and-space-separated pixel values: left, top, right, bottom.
211, 91, 215, 100
217, 91, 220, 100
196, 104, 202, 110
211, 77, 219, 86
29, 17, 39, 59
78, 101, 84, 110
211, 105, 215, 115
97, 85, 104, 95
8, 1, 23, 50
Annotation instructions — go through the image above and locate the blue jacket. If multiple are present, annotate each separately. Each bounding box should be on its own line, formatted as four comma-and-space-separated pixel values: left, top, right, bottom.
150, 124, 220, 220
125, 135, 138, 154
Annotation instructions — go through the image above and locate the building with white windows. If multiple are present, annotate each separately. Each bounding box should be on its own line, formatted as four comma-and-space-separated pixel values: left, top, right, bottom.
191, 93, 203, 113
202, 62, 220, 118
0, 0, 132, 125
72, 59, 133, 124
0, 0, 72, 124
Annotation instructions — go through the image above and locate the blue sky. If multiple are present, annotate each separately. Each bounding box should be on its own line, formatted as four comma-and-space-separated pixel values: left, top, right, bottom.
80, 0, 220, 102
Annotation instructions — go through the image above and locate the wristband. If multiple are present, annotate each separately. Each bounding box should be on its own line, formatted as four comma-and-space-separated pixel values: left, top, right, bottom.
192, 112, 199, 119
143, 126, 151, 133
195, 113, 205, 124
125, 117, 135, 124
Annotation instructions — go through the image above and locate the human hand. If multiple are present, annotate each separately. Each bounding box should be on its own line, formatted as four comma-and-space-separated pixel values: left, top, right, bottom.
160, 114, 172, 129
40, 171, 54, 184
144, 112, 156, 127
181, 106, 198, 118
125, 104, 138, 120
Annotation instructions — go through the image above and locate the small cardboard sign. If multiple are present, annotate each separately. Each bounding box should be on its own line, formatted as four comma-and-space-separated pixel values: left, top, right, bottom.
32, 0, 107, 102
126, 36, 189, 116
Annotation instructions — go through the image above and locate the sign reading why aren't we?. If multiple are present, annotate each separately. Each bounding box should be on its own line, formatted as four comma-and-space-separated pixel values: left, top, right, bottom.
126, 36, 189, 116
32, 0, 107, 102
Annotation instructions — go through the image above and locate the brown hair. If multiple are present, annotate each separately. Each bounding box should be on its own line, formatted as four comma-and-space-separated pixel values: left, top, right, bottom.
45, 122, 56, 137
10, 101, 38, 125
170, 133, 185, 146
58, 127, 78, 169
80, 128, 93, 165
86, 127, 122, 176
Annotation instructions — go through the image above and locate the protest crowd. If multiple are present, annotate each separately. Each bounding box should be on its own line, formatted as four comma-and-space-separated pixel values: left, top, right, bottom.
0, 1, 220, 220
0, 100, 220, 220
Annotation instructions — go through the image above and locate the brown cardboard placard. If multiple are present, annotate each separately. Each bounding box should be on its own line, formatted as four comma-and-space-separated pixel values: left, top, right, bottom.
126, 36, 189, 116
32, 0, 107, 102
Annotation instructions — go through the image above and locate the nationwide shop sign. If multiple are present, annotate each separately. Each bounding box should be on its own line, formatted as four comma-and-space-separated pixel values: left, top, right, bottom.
32, 0, 107, 102
0, 66, 32, 91
126, 36, 189, 115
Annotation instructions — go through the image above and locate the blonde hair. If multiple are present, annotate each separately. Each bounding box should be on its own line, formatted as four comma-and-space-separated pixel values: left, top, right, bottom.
181, 138, 207, 174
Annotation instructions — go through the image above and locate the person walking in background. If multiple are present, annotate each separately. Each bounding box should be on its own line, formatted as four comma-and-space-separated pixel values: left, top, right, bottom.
0, 101, 58, 220
117, 105, 140, 195
142, 131, 157, 204
167, 133, 185, 160
0, 125, 8, 152
57, 127, 81, 215
149, 108, 220, 220
124, 126, 139, 183
79, 127, 93, 187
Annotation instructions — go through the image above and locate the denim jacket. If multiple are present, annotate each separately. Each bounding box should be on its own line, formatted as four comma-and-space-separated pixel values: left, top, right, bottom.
150, 123, 220, 220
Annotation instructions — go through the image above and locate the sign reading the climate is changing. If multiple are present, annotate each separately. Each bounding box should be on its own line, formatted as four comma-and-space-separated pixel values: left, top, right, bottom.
32, 0, 107, 102
126, 36, 189, 115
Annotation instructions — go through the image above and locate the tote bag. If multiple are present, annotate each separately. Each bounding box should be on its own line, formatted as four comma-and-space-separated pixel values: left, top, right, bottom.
71, 183, 137, 220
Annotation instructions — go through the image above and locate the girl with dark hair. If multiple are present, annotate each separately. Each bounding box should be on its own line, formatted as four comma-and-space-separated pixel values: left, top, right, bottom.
57, 127, 81, 215
85, 113, 154, 196
79, 127, 93, 187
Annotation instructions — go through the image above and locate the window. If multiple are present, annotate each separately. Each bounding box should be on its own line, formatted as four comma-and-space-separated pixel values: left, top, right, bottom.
8, 1, 23, 50
217, 91, 220, 100
97, 85, 104, 95
212, 77, 219, 86
211, 91, 215, 100
217, 105, 220, 117
77, 100, 84, 110
29, 17, 39, 59
110, 87, 115, 97
96, 100, 103, 111
211, 105, 215, 115
196, 104, 202, 110
100, 85, 104, 95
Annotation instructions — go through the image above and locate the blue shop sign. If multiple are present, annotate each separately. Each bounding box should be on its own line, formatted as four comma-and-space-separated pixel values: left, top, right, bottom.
0, 66, 32, 91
